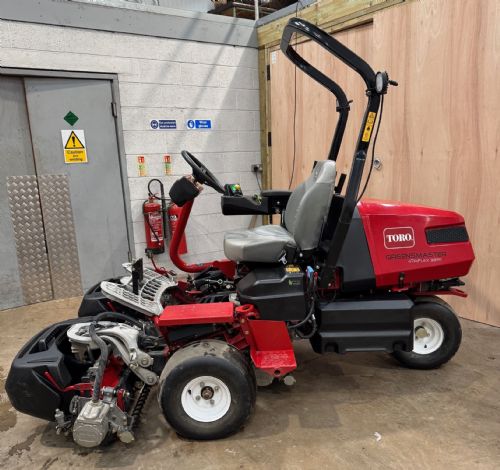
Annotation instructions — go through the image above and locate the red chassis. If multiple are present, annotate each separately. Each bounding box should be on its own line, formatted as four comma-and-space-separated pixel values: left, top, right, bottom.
159, 195, 474, 380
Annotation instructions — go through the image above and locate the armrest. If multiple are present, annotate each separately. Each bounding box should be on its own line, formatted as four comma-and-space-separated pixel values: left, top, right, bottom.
261, 190, 291, 214
221, 195, 269, 215
261, 190, 292, 198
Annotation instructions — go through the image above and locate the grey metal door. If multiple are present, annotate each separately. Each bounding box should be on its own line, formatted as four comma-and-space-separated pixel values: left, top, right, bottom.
0, 76, 52, 309
24, 77, 130, 292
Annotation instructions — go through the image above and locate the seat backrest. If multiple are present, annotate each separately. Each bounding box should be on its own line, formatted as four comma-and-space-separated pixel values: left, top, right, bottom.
284, 160, 336, 251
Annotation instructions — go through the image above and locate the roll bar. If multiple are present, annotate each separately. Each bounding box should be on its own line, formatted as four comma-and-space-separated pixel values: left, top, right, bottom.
281, 17, 377, 90
281, 19, 352, 162
280, 18, 393, 288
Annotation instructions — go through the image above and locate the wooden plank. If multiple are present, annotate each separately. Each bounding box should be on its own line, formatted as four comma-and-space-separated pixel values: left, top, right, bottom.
257, 0, 405, 48
257, 48, 271, 190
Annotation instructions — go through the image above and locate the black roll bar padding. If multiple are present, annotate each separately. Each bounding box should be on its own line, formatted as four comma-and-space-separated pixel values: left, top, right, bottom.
328, 100, 348, 162
281, 17, 377, 90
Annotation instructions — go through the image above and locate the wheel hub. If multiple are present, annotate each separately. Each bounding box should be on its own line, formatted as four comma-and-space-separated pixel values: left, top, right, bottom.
413, 317, 444, 355
201, 386, 214, 400
181, 376, 231, 423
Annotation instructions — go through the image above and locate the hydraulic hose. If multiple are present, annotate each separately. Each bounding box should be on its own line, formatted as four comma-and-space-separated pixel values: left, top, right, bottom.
93, 311, 143, 328
89, 321, 109, 403
289, 270, 318, 337
288, 300, 315, 330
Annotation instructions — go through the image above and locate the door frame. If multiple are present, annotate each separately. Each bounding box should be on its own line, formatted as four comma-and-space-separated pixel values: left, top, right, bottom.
0, 67, 134, 256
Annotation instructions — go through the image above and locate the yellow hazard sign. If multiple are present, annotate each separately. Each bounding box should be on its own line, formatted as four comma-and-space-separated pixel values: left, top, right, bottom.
61, 129, 88, 164
361, 112, 377, 142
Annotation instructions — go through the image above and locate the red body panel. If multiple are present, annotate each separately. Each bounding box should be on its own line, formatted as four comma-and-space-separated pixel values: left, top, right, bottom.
155, 302, 234, 327
167, 204, 187, 254
168, 199, 236, 278
246, 320, 296, 377
358, 199, 475, 288
156, 302, 297, 377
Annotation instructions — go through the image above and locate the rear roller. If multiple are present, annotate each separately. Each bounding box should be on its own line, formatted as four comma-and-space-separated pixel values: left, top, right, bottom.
158, 340, 256, 440
393, 297, 462, 370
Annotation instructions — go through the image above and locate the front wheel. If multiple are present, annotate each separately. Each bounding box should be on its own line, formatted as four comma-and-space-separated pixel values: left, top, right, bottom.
158, 340, 256, 440
393, 297, 462, 369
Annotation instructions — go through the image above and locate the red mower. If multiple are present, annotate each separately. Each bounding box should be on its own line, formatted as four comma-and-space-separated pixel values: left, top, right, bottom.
6, 18, 474, 447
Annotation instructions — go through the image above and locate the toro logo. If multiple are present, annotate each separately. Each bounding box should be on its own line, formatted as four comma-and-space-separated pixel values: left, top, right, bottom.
383, 227, 415, 249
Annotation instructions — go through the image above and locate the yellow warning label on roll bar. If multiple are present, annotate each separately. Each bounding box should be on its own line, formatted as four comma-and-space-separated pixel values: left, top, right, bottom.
361, 112, 377, 142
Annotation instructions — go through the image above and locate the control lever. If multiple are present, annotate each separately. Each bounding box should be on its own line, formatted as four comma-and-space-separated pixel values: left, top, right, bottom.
132, 258, 143, 295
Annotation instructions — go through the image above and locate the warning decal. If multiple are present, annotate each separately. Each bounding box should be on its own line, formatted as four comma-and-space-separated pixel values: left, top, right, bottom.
361, 112, 377, 142
61, 129, 88, 164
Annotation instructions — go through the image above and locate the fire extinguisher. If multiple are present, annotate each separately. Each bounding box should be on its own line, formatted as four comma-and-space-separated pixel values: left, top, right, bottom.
143, 179, 188, 257
167, 203, 187, 255
143, 179, 168, 255
143, 196, 164, 254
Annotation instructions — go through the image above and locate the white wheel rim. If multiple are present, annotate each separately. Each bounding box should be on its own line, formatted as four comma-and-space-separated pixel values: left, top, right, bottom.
181, 375, 231, 423
413, 317, 444, 354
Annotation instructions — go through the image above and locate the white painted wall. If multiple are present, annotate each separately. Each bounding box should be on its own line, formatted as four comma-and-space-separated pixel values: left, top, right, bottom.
0, 19, 261, 269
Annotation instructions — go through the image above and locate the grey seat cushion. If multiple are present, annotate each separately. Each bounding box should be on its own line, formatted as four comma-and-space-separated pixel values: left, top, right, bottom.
224, 224, 295, 263
223, 160, 336, 263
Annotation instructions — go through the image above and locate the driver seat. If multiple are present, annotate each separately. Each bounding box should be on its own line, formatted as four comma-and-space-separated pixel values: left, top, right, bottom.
223, 160, 336, 263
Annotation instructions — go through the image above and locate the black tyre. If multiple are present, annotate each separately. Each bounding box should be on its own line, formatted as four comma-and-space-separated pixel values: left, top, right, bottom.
393, 297, 462, 369
158, 340, 256, 440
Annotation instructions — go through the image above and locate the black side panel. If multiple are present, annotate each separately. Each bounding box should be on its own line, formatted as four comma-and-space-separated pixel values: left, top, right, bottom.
311, 294, 413, 354
78, 280, 119, 317
237, 265, 307, 320
336, 209, 375, 292
6, 318, 90, 421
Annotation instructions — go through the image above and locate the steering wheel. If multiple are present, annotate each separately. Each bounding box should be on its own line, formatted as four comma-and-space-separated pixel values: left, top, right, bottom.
181, 150, 225, 194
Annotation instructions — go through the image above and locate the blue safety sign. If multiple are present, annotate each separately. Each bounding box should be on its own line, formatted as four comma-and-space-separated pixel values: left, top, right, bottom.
186, 119, 212, 129
151, 119, 177, 130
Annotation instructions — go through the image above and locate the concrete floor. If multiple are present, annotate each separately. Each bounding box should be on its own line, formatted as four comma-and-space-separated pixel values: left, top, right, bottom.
1, 298, 500, 470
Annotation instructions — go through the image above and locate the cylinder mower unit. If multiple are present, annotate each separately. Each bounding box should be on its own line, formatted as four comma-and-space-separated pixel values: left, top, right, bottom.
6, 18, 475, 446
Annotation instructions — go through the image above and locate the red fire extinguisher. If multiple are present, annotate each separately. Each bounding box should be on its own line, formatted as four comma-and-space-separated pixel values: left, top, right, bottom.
167, 203, 188, 255
143, 196, 164, 255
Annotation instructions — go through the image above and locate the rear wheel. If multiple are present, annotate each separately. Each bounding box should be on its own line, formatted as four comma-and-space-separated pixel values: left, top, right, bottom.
393, 297, 462, 369
158, 340, 256, 440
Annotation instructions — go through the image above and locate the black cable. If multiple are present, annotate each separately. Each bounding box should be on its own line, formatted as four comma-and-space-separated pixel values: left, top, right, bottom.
254, 171, 262, 191
89, 321, 109, 403
93, 311, 143, 328
288, 300, 315, 330
357, 95, 384, 203
288, 0, 303, 190
289, 269, 316, 331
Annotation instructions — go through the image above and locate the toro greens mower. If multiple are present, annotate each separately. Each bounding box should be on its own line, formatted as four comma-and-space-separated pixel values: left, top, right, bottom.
6, 18, 474, 447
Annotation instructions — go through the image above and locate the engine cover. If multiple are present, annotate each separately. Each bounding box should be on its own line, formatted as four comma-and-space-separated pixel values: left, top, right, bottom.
358, 199, 475, 287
